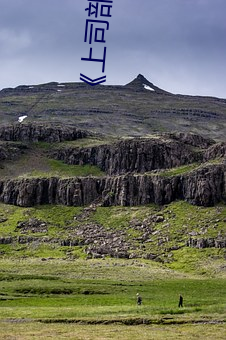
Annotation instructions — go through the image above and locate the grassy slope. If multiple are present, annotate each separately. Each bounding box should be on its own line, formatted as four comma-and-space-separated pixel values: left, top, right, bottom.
0, 201, 225, 277
0, 141, 105, 179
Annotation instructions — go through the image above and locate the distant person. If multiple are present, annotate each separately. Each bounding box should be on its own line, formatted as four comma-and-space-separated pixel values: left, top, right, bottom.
178, 294, 183, 308
137, 293, 142, 306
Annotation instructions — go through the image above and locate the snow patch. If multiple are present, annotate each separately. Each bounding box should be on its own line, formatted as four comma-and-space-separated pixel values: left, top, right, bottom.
18, 115, 27, 123
143, 84, 155, 91
57, 84, 65, 87
29, 86, 34, 89
57, 89, 62, 92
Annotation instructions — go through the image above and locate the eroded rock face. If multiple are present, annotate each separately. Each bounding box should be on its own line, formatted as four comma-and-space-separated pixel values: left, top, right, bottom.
164, 132, 215, 149
0, 143, 28, 161
0, 124, 90, 142
181, 165, 226, 205
0, 164, 225, 207
52, 138, 203, 175
204, 142, 226, 160
0, 128, 225, 208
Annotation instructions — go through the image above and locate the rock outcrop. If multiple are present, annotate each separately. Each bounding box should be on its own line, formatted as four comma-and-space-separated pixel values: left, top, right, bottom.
0, 128, 225, 208
0, 124, 90, 143
125, 74, 171, 94
204, 142, 226, 160
52, 137, 203, 175
0, 142, 28, 161
187, 237, 226, 249
0, 164, 225, 207
165, 132, 215, 149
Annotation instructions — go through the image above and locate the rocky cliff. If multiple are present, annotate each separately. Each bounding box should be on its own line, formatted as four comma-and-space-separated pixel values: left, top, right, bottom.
52, 137, 203, 175
0, 164, 225, 207
164, 132, 215, 149
204, 142, 226, 160
0, 123, 90, 142
0, 126, 225, 208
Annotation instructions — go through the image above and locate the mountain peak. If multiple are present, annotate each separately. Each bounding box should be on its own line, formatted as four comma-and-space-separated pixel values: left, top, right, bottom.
137, 73, 146, 80
125, 74, 171, 94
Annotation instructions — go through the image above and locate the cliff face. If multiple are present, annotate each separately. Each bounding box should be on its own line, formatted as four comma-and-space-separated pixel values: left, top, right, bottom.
204, 142, 226, 160
52, 138, 203, 175
0, 142, 28, 161
0, 164, 225, 207
0, 125, 225, 208
0, 124, 89, 142
165, 132, 215, 149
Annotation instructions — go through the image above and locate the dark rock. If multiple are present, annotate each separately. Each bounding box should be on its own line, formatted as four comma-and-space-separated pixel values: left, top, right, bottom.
204, 142, 226, 160
15, 218, 48, 233
0, 142, 28, 161
52, 137, 202, 175
155, 215, 165, 223
0, 163, 225, 207
187, 237, 226, 248
144, 253, 158, 260
0, 123, 90, 143
0, 237, 13, 244
165, 132, 215, 149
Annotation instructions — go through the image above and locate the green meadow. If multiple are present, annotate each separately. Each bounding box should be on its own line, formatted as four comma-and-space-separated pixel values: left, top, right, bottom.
0, 200, 225, 338
0, 257, 225, 339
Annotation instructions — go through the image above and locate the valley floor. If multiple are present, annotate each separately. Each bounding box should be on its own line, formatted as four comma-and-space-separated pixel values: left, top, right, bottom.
0, 257, 225, 339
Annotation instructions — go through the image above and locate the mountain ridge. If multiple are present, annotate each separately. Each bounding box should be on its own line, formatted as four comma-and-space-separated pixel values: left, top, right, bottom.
0, 74, 226, 140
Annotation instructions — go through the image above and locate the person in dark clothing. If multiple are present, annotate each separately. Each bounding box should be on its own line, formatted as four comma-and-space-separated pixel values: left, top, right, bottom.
178, 294, 183, 307
137, 293, 142, 305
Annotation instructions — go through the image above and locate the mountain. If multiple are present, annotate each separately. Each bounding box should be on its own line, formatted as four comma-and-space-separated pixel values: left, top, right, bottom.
125, 74, 171, 94
0, 74, 225, 332
0, 74, 225, 266
0, 74, 226, 140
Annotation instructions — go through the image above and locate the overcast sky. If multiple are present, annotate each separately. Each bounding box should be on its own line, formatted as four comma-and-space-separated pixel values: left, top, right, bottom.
0, 0, 225, 97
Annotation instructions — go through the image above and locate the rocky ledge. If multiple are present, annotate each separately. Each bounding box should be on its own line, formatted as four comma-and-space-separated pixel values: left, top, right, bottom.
0, 126, 225, 208
0, 123, 90, 143
51, 133, 226, 176
52, 136, 203, 176
0, 163, 225, 207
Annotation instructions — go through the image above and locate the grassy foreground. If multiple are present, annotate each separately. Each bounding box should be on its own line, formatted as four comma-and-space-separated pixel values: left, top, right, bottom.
0, 200, 225, 338
0, 322, 225, 340
0, 258, 225, 339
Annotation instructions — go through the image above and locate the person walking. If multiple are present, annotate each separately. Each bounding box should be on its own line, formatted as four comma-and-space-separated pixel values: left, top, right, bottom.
137, 293, 142, 306
178, 294, 183, 308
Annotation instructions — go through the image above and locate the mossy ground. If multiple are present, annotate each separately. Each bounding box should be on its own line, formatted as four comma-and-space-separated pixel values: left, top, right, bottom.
0, 201, 225, 276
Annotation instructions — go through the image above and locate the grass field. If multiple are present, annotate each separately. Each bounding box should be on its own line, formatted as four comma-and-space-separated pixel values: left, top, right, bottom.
0, 322, 225, 340
0, 192, 225, 338
0, 258, 225, 339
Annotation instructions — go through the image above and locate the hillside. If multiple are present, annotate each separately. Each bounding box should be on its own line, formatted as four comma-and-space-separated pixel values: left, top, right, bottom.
0, 124, 225, 267
0, 79, 226, 335
0, 74, 226, 140
0, 78, 225, 269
